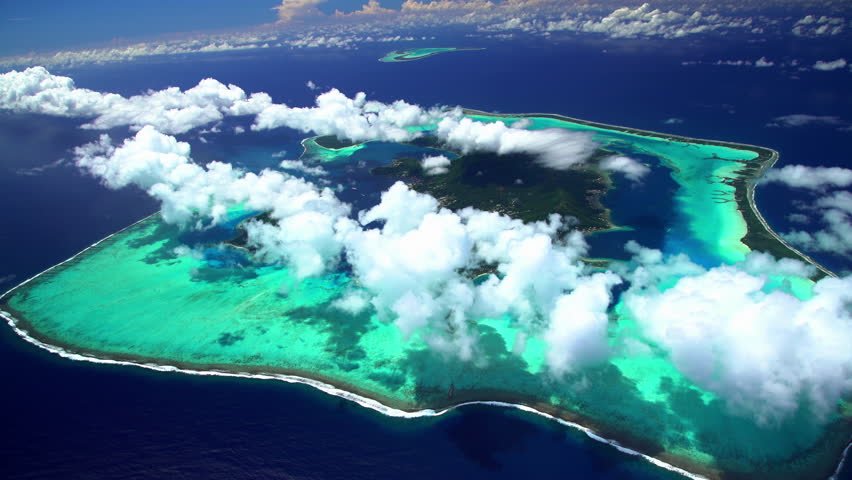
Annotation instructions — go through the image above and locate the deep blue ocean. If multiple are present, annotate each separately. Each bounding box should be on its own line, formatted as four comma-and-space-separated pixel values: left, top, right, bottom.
1, 34, 850, 479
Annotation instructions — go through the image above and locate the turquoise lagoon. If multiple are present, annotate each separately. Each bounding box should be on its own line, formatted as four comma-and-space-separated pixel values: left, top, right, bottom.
1, 112, 849, 480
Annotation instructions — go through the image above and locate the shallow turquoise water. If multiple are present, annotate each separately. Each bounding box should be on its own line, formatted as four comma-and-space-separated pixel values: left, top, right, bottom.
380, 48, 457, 62
379, 48, 479, 62
469, 114, 755, 265
3, 115, 848, 480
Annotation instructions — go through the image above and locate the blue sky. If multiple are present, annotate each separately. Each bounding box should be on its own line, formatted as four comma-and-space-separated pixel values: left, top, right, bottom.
1, 0, 336, 56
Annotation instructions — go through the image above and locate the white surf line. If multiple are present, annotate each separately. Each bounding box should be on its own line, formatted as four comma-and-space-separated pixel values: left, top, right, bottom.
1, 213, 845, 480
0, 219, 707, 479
464, 108, 836, 278
0, 305, 707, 480
831, 441, 852, 480
747, 151, 836, 278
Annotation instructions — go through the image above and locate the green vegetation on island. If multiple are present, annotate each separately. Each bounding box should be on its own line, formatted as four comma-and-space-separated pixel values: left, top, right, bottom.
313, 135, 359, 150
464, 109, 835, 278
300, 135, 366, 163
372, 151, 614, 231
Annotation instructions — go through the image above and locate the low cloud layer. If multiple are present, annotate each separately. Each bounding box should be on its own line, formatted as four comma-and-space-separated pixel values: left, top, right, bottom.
0, 1, 841, 71
435, 116, 600, 170
624, 248, 852, 424
0, 67, 271, 134
793, 15, 845, 37
766, 114, 845, 128
761, 164, 852, 260
784, 191, 852, 258
1, 67, 640, 179
0, 65, 841, 425
252, 88, 450, 143
74, 126, 350, 278
760, 165, 852, 190
542, 3, 755, 40
67, 120, 852, 424
73, 127, 602, 369
813, 58, 848, 71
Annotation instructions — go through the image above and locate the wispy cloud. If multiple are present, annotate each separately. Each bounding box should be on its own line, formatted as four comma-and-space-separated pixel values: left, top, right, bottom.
761, 164, 852, 260
760, 165, 852, 190
766, 114, 845, 128
14, 158, 66, 176
783, 191, 852, 259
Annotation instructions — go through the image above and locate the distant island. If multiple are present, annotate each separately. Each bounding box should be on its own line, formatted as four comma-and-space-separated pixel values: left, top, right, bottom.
1, 110, 848, 480
379, 47, 484, 62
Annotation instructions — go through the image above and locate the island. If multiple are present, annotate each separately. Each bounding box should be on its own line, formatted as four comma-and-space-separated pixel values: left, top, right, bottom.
379, 47, 484, 62
302, 134, 365, 162
1, 110, 848, 480
371, 151, 615, 231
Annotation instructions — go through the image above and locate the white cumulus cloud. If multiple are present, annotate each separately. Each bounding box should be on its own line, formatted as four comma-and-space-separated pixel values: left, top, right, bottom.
624, 253, 852, 424
813, 58, 848, 71
544, 3, 753, 39
1, 68, 649, 181
421, 154, 451, 175
435, 116, 598, 169
793, 15, 845, 37
599, 155, 650, 182
253, 88, 452, 143
0, 67, 271, 134
74, 126, 351, 278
